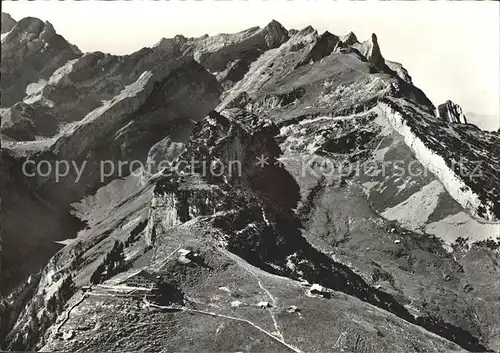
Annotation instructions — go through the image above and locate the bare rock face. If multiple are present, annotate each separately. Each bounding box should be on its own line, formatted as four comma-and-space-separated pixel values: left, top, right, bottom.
145, 137, 184, 175
297, 31, 343, 67
1, 12, 16, 34
342, 32, 414, 84
437, 100, 468, 124
180, 19, 289, 86
0, 16, 82, 108
156, 19, 289, 74
0, 148, 85, 296
340, 31, 359, 46
386, 60, 413, 83
1, 48, 193, 139
356, 33, 386, 71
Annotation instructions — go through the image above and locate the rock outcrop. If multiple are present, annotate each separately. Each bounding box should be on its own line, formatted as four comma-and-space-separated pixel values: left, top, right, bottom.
354, 33, 386, 71
0, 17, 82, 108
296, 31, 344, 67
0, 20, 289, 141
1, 12, 16, 34
437, 100, 468, 124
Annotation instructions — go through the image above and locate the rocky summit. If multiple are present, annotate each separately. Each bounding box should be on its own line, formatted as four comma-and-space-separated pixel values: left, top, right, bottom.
437, 100, 468, 124
1, 11, 499, 353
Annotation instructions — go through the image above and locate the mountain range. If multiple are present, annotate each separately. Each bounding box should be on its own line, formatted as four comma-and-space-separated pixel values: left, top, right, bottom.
1, 12, 499, 352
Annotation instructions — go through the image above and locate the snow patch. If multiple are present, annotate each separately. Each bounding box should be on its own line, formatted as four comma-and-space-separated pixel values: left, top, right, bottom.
23, 79, 55, 107
362, 181, 380, 196
48, 58, 79, 85
25, 79, 48, 96
425, 212, 500, 245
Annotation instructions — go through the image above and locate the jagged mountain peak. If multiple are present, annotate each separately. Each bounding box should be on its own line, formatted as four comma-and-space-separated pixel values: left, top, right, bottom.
261, 19, 289, 47
173, 34, 188, 43
1, 15, 82, 107
154, 35, 187, 52
341, 30, 359, 45
1, 12, 16, 34
339, 30, 412, 83
16, 16, 50, 30
298, 24, 317, 36
437, 99, 468, 124
265, 19, 286, 31
321, 30, 341, 42
358, 32, 385, 70
8, 16, 61, 41
386, 60, 413, 83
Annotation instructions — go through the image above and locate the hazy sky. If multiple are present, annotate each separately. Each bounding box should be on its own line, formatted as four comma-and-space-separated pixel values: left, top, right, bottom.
4, 1, 500, 118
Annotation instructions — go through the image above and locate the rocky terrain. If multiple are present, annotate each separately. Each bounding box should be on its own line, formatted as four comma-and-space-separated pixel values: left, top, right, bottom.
1, 12, 499, 353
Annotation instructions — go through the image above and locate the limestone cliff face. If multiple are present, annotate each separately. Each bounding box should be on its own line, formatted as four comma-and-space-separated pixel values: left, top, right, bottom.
437, 100, 468, 124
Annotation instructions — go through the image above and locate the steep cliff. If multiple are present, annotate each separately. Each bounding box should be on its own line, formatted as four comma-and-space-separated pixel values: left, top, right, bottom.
0, 16, 82, 108
437, 100, 468, 124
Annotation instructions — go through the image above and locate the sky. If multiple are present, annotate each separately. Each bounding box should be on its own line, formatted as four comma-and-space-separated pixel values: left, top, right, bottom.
4, 1, 500, 122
